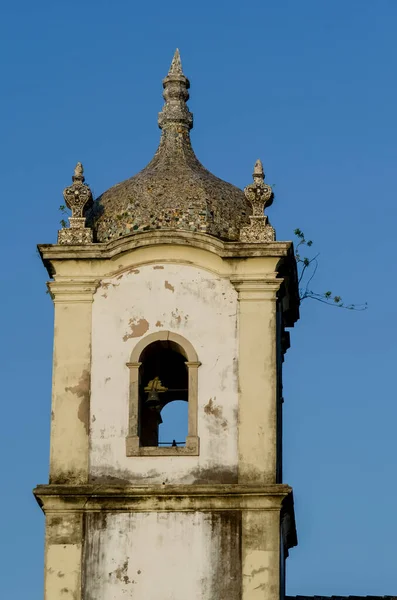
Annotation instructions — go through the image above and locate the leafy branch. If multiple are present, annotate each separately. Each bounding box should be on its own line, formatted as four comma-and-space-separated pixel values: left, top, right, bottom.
294, 228, 367, 311
59, 204, 68, 228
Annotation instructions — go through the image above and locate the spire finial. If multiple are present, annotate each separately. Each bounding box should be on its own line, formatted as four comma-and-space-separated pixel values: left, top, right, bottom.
253, 159, 264, 180
158, 49, 193, 131
168, 48, 183, 76
73, 161, 84, 182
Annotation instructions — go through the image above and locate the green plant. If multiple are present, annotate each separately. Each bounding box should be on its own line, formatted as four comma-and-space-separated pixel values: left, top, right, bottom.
59, 204, 68, 228
294, 229, 367, 311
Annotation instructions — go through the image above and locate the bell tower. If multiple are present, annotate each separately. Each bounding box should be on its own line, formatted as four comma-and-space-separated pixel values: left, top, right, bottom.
35, 50, 300, 600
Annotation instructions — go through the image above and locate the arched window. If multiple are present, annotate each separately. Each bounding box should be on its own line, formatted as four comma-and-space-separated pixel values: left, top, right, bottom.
126, 332, 200, 456
139, 340, 188, 447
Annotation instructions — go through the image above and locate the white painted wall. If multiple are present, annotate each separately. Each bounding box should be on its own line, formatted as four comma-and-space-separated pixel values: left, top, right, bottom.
85, 511, 241, 600
90, 262, 239, 484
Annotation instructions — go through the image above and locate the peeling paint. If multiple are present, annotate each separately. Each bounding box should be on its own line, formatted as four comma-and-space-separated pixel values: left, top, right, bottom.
77, 394, 90, 435
91, 262, 239, 485
204, 398, 227, 430
170, 309, 188, 328
171, 310, 182, 326
65, 370, 90, 434
123, 318, 149, 341
204, 398, 221, 418
100, 281, 120, 290
65, 370, 90, 399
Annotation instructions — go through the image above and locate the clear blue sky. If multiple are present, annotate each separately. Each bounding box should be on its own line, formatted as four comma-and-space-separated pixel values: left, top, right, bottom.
1, 1, 396, 597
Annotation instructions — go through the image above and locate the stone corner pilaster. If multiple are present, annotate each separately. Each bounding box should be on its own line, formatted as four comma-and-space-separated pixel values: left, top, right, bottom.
230, 275, 283, 301
47, 278, 100, 304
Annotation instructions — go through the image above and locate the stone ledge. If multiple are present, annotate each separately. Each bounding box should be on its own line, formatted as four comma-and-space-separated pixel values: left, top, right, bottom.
125, 435, 199, 456
34, 483, 293, 514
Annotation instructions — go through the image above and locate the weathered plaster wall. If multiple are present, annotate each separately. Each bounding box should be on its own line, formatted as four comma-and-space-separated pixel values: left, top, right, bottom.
90, 262, 239, 484
40, 236, 297, 600
84, 511, 241, 600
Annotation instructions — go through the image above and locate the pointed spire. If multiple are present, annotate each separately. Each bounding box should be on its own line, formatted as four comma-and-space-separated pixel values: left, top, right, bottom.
73, 161, 85, 182
158, 49, 193, 131
168, 48, 183, 76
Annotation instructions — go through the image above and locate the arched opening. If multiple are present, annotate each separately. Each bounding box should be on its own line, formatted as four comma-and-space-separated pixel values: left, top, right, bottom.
126, 331, 200, 456
138, 340, 188, 447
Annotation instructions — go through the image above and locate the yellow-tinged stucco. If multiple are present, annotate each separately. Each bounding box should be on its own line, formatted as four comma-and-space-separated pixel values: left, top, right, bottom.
36, 231, 299, 600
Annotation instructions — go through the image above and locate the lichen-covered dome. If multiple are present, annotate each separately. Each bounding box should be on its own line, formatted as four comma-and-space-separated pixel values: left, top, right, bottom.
88, 50, 251, 243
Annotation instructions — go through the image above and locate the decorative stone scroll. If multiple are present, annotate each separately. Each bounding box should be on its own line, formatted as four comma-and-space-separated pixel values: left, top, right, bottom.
57, 162, 94, 245
240, 159, 276, 243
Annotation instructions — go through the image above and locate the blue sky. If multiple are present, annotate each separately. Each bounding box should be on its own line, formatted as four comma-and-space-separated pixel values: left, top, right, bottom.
1, 1, 396, 597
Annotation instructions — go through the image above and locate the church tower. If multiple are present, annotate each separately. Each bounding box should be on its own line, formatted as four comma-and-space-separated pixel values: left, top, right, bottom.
35, 50, 300, 600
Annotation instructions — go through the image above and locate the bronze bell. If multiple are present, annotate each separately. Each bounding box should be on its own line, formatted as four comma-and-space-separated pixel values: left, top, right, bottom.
145, 389, 161, 409
144, 390, 164, 424
144, 376, 168, 411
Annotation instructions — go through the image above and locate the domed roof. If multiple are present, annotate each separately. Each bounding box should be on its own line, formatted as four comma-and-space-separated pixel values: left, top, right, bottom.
88, 50, 251, 243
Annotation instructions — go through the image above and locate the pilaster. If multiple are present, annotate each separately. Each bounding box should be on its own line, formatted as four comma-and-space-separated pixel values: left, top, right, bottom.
231, 275, 282, 485
44, 511, 84, 600
242, 507, 282, 600
48, 278, 98, 484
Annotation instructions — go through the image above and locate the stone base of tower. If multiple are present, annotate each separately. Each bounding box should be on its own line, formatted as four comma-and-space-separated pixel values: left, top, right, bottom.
34, 483, 297, 600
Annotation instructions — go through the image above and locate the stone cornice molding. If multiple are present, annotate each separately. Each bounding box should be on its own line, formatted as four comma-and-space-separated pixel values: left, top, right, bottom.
34, 483, 292, 513
230, 275, 283, 301
48, 278, 100, 304
39, 231, 299, 324
38, 230, 294, 263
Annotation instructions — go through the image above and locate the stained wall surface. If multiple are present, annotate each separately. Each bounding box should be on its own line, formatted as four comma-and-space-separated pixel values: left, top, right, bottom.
90, 262, 239, 484
84, 511, 241, 600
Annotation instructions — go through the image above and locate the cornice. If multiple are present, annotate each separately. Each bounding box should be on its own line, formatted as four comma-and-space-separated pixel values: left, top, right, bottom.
38, 230, 299, 325
230, 275, 283, 301
38, 230, 294, 264
34, 483, 292, 513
